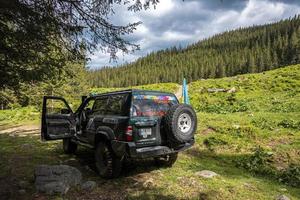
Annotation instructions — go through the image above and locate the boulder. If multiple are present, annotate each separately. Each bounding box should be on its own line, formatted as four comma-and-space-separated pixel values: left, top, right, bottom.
81, 181, 97, 191
227, 87, 237, 93
276, 194, 290, 200
18, 180, 30, 189
143, 178, 155, 188
34, 165, 82, 195
18, 189, 26, 195
195, 170, 218, 178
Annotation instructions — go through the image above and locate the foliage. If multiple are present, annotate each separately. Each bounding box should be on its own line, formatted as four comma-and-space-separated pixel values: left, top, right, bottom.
0, 0, 158, 103
250, 117, 275, 130
278, 119, 300, 130
88, 16, 300, 87
236, 146, 275, 176
0, 106, 39, 124
203, 136, 228, 151
1, 65, 300, 198
0, 61, 89, 109
189, 65, 300, 114
280, 164, 300, 187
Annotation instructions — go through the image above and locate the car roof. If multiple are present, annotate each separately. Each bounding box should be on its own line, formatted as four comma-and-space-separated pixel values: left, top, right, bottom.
89, 89, 175, 97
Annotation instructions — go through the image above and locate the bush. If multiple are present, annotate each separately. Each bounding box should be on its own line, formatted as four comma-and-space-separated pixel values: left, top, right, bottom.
236, 146, 275, 176
0, 107, 39, 124
251, 117, 275, 130
270, 101, 300, 113
280, 164, 300, 187
278, 119, 300, 130
213, 125, 257, 139
203, 137, 228, 151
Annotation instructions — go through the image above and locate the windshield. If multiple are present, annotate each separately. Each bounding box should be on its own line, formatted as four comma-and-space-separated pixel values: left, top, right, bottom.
131, 94, 178, 117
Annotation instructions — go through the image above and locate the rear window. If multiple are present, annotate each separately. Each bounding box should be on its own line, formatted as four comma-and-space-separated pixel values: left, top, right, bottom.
131, 94, 178, 117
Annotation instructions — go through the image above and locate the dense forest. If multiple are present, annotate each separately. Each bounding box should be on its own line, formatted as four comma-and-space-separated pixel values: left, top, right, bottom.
88, 16, 300, 87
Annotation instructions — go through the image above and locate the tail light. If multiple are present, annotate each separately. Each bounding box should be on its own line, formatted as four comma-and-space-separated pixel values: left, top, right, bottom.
125, 126, 133, 141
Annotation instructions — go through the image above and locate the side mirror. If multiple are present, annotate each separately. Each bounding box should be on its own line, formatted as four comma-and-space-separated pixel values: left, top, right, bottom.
61, 108, 71, 114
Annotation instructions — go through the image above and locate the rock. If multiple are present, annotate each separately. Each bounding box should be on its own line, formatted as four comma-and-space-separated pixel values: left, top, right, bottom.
279, 188, 287, 192
227, 87, 237, 93
143, 178, 155, 188
34, 165, 82, 195
207, 88, 227, 93
18, 180, 30, 189
195, 170, 218, 178
233, 124, 240, 129
276, 194, 290, 200
43, 181, 69, 195
21, 143, 33, 149
81, 181, 97, 191
243, 183, 257, 191
18, 189, 26, 195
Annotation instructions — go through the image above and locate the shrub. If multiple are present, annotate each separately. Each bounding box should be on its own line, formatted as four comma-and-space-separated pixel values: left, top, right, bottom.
203, 137, 228, 151
278, 119, 300, 130
280, 164, 300, 187
270, 102, 300, 113
251, 117, 275, 130
236, 146, 275, 176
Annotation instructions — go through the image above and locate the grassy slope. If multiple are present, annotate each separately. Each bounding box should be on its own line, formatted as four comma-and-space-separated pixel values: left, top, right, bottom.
190, 64, 300, 167
0, 65, 299, 199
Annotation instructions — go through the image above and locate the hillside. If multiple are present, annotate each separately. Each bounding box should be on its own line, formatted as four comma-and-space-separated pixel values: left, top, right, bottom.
88, 16, 300, 87
0, 65, 299, 199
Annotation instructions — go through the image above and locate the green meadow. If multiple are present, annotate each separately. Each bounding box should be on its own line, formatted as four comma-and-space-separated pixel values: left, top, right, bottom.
0, 65, 299, 199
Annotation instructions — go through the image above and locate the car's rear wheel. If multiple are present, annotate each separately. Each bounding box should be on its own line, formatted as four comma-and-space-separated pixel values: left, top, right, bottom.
63, 138, 77, 154
154, 153, 178, 167
95, 141, 122, 178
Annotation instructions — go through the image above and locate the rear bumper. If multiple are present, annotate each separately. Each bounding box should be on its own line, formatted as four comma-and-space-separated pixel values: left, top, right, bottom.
111, 139, 194, 159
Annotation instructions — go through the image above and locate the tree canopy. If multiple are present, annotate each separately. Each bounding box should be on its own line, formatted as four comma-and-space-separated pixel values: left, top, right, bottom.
0, 0, 158, 89
0, 0, 159, 108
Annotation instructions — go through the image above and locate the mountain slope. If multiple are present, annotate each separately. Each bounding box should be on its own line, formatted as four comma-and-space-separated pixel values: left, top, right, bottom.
88, 16, 300, 87
1, 65, 300, 199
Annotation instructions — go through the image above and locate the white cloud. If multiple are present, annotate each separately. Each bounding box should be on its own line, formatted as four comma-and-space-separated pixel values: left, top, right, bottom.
87, 0, 300, 68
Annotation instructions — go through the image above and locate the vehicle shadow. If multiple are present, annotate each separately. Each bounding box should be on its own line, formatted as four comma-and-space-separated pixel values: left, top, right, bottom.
69, 147, 163, 178
65, 148, 181, 200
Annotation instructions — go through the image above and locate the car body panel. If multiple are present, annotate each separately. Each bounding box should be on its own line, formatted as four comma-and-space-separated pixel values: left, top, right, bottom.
41, 89, 193, 158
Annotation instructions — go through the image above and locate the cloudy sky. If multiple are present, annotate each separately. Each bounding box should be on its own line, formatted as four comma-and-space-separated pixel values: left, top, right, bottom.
87, 0, 300, 69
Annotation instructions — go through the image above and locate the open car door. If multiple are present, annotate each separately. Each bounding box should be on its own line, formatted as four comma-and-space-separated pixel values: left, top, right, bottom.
41, 96, 76, 140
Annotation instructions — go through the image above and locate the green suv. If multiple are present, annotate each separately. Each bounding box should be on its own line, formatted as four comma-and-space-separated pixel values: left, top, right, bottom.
41, 89, 197, 178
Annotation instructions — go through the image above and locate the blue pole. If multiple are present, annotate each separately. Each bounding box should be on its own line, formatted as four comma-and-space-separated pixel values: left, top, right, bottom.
182, 78, 190, 104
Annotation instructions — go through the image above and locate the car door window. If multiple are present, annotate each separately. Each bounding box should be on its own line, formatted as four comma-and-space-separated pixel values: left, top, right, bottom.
92, 97, 108, 115
46, 98, 71, 115
107, 94, 129, 116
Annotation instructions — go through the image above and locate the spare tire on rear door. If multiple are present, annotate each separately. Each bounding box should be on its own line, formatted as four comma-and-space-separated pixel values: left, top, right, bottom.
165, 104, 197, 144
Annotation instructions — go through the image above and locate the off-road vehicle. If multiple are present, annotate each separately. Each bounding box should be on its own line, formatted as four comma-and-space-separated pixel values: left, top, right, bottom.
41, 89, 197, 178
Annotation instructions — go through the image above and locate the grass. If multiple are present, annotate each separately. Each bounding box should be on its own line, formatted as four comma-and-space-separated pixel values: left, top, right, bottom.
0, 64, 299, 199
0, 128, 299, 200
0, 106, 39, 128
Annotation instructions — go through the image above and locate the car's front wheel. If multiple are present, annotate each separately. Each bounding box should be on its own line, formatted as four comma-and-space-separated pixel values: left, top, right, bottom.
95, 141, 122, 178
63, 138, 77, 154
154, 153, 178, 167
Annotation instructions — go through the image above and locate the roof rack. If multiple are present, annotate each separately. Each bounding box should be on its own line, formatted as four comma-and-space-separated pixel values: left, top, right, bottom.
89, 89, 174, 97
89, 89, 133, 97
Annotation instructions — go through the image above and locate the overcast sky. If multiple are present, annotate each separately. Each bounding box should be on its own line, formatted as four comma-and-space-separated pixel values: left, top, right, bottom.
87, 0, 300, 69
